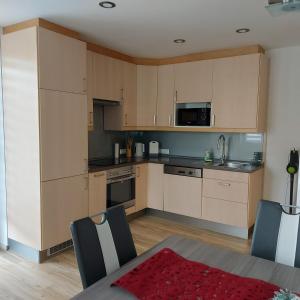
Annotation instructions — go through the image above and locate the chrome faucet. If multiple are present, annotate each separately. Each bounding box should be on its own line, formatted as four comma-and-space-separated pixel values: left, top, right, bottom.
217, 134, 226, 165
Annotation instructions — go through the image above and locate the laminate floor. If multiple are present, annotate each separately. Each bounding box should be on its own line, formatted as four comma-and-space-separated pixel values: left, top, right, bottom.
0, 214, 251, 300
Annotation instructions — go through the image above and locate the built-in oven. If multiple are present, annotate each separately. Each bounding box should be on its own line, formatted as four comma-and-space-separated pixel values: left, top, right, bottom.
106, 166, 136, 209
176, 102, 211, 126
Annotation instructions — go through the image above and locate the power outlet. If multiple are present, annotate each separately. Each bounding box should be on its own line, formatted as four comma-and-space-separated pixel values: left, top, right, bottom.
120, 148, 126, 155
160, 149, 170, 155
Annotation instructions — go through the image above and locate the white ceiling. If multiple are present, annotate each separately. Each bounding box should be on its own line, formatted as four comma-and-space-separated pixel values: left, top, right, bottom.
1, 0, 300, 58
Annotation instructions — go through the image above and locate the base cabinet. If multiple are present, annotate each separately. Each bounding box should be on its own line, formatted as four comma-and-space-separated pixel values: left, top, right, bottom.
202, 168, 263, 229
41, 175, 89, 250
164, 174, 202, 219
147, 163, 164, 210
135, 164, 148, 212
88, 171, 106, 217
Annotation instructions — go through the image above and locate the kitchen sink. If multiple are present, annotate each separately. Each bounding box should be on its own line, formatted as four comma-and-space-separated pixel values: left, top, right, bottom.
214, 161, 253, 170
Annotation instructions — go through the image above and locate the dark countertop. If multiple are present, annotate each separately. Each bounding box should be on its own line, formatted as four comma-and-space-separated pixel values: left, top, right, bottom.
88, 156, 263, 174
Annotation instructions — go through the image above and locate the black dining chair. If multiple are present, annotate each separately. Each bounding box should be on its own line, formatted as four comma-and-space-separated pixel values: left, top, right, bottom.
70, 206, 137, 289
251, 199, 300, 268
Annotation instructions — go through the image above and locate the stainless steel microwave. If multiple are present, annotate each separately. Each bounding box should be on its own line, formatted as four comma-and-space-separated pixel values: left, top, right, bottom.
176, 105, 211, 126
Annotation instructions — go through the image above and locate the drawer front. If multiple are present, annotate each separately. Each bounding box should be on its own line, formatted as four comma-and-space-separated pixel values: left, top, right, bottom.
203, 169, 249, 183
202, 197, 248, 228
203, 178, 248, 203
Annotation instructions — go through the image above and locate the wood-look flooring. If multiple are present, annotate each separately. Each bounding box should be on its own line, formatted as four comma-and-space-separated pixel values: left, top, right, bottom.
0, 214, 251, 300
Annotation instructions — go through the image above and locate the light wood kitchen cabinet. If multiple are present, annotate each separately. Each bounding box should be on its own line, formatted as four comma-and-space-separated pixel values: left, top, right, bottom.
38, 27, 87, 94
39, 89, 88, 181
164, 174, 202, 219
147, 163, 164, 210
93, 52, 123, 101
104, 61, 137, 130
88, 171, 107, 217
212, 54, 268, 130
202, 168, 264, 228
87, 51, 94, 130
135, 164, 148, 212
175, 60, 213, 103
137, 65, 158, 126
41, 175, 89, 250
157, 65, 175, 127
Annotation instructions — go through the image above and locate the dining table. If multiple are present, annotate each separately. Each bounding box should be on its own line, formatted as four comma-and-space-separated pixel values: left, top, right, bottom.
72, 235, 300, 299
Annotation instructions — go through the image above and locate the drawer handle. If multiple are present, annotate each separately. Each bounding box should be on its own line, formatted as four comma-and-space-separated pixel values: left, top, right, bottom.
94, 173, 105, 177
218, 182, 231, 187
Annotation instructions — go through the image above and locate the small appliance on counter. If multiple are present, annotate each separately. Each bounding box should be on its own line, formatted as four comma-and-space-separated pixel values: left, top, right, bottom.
114, 143, 120, 159
135, 143, 145, 158
149, 141, 159, 157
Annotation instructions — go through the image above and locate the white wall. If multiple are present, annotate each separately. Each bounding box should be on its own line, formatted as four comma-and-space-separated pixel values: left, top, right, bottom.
0, 28, 8, 248
264, 46, 300, 204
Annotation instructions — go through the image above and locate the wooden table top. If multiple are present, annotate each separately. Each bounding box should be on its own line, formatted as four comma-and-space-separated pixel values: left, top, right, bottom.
72, 235, 300, 299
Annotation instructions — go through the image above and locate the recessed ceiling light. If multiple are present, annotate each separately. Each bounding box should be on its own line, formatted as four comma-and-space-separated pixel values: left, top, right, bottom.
174, 39, 186, 44
236, 28, 250, 34
99, 1, 116, 8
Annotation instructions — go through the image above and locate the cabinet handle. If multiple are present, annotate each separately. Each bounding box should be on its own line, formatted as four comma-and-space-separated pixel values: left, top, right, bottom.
94, 172, 105, 178
84, 176, 89, 190
82, 78, 87, 93
89, 111, 93, 124
124, 113, 128, 126
218, 182, 231, 187
153, 114, 156, 125
175, 90, 178, 102
121, 88, 124, 101
211, 114, 215, 127
136, 167, 140, 178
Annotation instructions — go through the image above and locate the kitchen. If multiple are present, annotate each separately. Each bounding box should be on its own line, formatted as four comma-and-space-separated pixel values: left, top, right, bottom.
1, 1, 300, 299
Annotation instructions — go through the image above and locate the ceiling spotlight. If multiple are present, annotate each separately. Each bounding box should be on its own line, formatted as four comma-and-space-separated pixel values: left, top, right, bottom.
174, 39, 186, 44
99, 1, 116, 8
236, 28, 250, 34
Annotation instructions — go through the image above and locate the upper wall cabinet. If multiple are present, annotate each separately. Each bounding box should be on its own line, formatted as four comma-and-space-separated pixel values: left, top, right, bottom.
175, 60, 213, 103
157, 65, 175, 127
93, 52, 123, 101
137, 65, 158, 126
104, 61, 137, 130
38, 27, 87, 94
212, 54, 268, 130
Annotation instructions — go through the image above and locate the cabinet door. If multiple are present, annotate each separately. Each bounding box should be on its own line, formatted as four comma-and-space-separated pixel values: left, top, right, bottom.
39, 89, 88, 181
137, 65, 158, 126
157, 65, 175, 127
147, 164, 164, 210
212, 54, 260, 129
38, 27, 87, 94
87, 51, 94, 130
94, 53, 123, 101
41, 175, 89, 249
175, 60, 213, 103
164, 174, 202, 218
135, 164, 148, 211
123, 62, 137, 126
89, 172, 106, 216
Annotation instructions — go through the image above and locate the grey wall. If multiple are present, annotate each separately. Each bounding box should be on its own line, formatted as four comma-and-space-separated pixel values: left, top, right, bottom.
143, 131, 263, 161
0, 28, 8, 248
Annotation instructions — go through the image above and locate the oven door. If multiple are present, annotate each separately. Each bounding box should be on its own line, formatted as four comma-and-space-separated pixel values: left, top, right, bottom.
107, 175, 135, 209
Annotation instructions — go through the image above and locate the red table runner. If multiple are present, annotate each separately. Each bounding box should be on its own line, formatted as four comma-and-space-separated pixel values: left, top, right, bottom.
113, 248, 281, 300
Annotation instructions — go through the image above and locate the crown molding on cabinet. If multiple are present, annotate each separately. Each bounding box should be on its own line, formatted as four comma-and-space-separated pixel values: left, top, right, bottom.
3, 18, 265, 65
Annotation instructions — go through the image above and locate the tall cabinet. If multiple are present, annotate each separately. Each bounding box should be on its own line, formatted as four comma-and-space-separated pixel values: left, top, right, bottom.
1, 26, 88, 254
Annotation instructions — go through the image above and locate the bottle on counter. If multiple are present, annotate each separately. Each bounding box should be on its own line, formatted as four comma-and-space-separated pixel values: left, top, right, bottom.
114, 143, 120, 160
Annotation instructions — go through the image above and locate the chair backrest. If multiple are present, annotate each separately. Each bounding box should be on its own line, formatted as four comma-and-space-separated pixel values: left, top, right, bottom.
70, 206, 137, 289
251, 200, 300, 268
